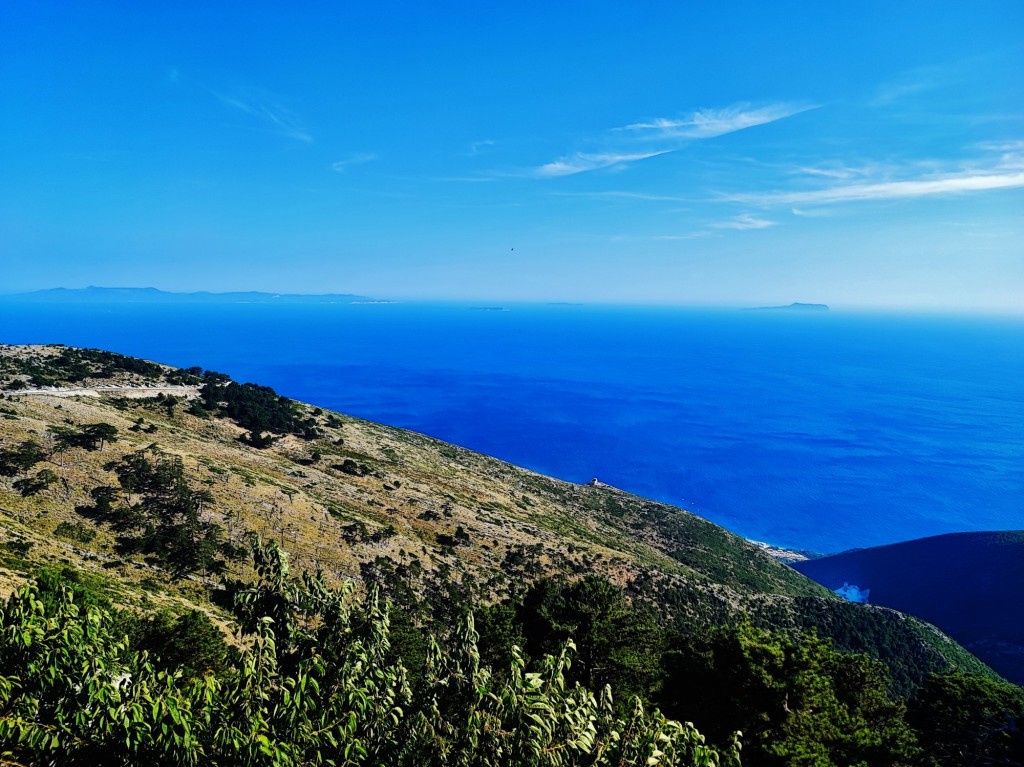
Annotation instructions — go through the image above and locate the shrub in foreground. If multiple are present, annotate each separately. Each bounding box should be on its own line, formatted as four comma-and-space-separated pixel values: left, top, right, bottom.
0, 542, 727, 766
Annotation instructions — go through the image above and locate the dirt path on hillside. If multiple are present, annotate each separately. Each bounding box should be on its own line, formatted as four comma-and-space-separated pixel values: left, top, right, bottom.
6, 384, 200, 399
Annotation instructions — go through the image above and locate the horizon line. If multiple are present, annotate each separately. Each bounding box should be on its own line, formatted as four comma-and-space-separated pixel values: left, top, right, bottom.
1, 286, 1021, 318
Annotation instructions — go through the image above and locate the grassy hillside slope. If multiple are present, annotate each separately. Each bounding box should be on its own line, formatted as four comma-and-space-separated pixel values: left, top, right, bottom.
0, 344, 994, 693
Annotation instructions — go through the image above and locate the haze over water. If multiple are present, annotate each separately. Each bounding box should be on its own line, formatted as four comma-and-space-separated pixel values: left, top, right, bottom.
3, 300, 1021, 554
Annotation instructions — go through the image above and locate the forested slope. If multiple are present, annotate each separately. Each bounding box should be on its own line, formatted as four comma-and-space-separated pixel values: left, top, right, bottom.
794, 531, 1024, 684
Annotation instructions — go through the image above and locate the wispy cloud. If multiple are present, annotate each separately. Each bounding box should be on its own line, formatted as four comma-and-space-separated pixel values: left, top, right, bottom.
869, 60, 966, 107
613, 215, 775, 242
976, 140, 1024, 153
550, 190, 691, 203
727, 141, 1024, 208
331, 152, 378, 172
529, 100, 813, 178
732, 170, 1024, 206
871, 79, 936, 107
649, 232, 715, 240
711, 213, 776, 230
469, 139, 496, 155
534, 150, 670, 178
434, 175, 500, 183
210, 86, 313, 143
621, 102, 816, 139
611, 231, 715, 242
975, 141, 1024, 169
792, 164, 877, 180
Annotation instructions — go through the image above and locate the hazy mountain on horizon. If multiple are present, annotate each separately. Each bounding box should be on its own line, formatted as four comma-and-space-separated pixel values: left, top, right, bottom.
744, 302, 830, 312
5, 286, 370, 304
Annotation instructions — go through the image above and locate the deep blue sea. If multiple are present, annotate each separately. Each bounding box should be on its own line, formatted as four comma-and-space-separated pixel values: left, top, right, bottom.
2, 300, 1021, 554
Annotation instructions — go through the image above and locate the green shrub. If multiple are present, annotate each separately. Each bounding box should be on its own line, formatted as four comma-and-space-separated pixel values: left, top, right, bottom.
54, 521, 96, 543
0, 542, 726, 766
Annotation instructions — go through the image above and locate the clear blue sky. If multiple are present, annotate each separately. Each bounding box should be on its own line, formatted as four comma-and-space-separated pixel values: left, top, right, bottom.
2, 2, 1022, 311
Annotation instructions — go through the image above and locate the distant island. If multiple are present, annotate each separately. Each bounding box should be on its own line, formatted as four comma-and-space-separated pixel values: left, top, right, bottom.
745, 302, 830, 312
5, 286, 369, 304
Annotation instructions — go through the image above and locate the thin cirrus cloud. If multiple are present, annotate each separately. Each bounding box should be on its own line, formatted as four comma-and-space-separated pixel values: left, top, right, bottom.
610, 231, 713, 242
534, 150, 671, 178
977, 140, 1024, 154
620, 214, 776, 243
210, 87, 313, 143
868, 60, 965, 107
870, 78, 937, 107
550, 190, 691, 203
790, 207, 835, 218
621, 102, 816, 139
331, 153, 378, 172
531, 101, 814, 178
733, 170, 1024, 207
711, 213, 776, 230
793, 164, 877, 180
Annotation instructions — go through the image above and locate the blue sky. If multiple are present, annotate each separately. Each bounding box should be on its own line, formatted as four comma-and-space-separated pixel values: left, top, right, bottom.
2, 1, 1022, 310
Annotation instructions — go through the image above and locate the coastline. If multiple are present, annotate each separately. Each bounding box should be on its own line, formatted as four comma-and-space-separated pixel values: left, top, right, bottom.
749, 539, 820, 564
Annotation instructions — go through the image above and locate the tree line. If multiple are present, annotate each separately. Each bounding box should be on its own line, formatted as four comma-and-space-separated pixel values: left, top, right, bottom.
196, 373, 321, 446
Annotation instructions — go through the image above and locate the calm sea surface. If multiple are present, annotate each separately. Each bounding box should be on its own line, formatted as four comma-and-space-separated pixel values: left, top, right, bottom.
2, 301, 1021, 554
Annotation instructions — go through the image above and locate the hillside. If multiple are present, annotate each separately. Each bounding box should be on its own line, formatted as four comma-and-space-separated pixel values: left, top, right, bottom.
0, 344, 995, 695
793, 531, 1024, 684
